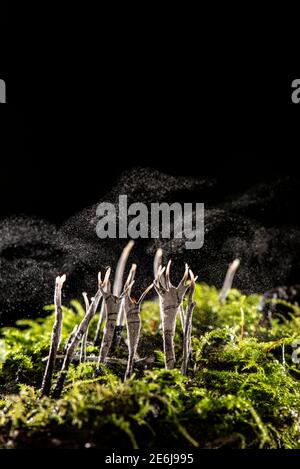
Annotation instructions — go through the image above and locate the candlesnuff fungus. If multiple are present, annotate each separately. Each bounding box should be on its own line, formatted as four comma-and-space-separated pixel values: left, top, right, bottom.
80, 292, 90, 363
181, 270, 196, 376
122, 264, 153, 380
114, 241, 135, 297
153, 248, 163, 329
179, 305, 186, 332
219, 258, 240, 304
153, 248, 163, 278
40, 274, 66, 397
64, 324, 78, 353
154, 261, 191, 369
94, 241, 134, 346
52, 269, 108, 398
98, 269, 134, 366
113, 241, 135, 350
93, 298, 104, 345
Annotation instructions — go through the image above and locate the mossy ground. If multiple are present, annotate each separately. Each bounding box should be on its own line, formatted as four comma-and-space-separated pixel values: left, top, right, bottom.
0, 284, 300, 449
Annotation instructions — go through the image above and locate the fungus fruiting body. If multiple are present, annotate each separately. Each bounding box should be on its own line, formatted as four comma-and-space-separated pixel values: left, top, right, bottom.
122, 265, 153, 379
52, 273, 104, 398
40, 275, 66, 397
154, 261, 192, 369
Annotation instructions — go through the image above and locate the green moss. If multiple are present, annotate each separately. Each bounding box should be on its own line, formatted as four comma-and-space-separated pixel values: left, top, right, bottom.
0, 284, 299, 449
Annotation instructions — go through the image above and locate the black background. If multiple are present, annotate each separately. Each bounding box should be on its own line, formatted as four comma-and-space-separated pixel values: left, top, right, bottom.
1, 68, 299, 224
0, 11, 299, 223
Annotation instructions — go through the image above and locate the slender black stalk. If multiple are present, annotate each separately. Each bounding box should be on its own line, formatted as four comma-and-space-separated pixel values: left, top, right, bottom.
40, 275, 66, 397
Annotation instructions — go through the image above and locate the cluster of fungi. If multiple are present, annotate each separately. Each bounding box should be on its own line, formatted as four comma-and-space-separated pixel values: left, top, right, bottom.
41, 242, 240, 399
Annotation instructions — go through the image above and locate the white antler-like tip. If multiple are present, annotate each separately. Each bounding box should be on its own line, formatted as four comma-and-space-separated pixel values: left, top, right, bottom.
104, 266, 111, 285
232, 258, 240, 269
56, 274, 66, 287
189, 269, 195, 282
82, 292, 90, 310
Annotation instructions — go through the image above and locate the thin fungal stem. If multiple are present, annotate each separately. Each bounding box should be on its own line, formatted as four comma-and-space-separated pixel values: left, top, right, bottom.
154, 249, 164, 329
64, 324, 77, 352
179, 304, 186, 331
118, 263, 137, 327
219, 258, 240, 304
181, 270, 196, 376
123, 268, 153, 380
80, 292, 90, 363
93, 298, 105, 345
40, 274, 66, 397
165, 260, 172, 290
113, 241, 135, 297
153, 248, 163, 279
52, 270, 107, 398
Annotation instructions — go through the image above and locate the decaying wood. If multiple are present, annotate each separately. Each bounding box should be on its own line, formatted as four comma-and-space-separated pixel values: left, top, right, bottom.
40, 274, 66, 397
154, 261, 191, 369
52, 269, 109, 398
97, 270, 134, 366
181, 270, 196, 375
219, 258, 240, 304
94, 241, 134, 346
122, 265, 153, 380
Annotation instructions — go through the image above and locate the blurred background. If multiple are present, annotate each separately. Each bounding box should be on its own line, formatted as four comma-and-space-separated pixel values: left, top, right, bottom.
0, 68, 299, 223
